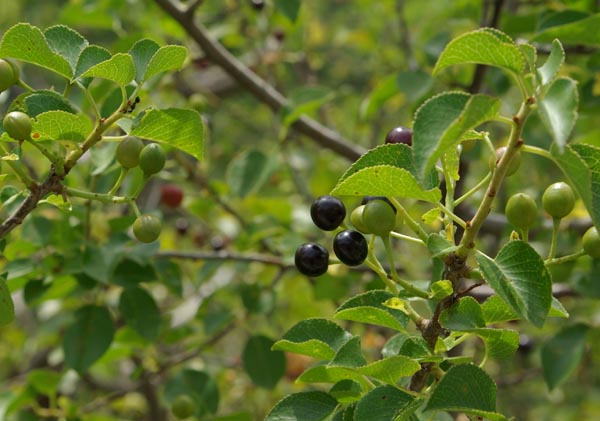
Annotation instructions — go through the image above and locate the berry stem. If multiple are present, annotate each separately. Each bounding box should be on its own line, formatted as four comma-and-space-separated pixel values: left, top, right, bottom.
24, 139, 65, 175
435, 202, 466, 229
108, 167, 129, 196
520, 144, 555, 161
547, 217, 561, 260
16, 79, 33, 92
454, 172, 491, 206
64, 186, 131, 205
545, 249, 586, 267
382, 234, 429, 299
389, 231, 425, 246
389, 198, 428, 242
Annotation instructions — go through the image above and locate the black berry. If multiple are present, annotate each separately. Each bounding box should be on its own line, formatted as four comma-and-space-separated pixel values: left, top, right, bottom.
333, 230, 368, 266
310, 196, 346, 231
384, 126, 412, 146
295, 243, 329, 277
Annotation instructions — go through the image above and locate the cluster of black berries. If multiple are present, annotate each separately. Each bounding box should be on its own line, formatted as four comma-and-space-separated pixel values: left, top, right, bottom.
294, 196, 369, 277
122, 96, 141, 113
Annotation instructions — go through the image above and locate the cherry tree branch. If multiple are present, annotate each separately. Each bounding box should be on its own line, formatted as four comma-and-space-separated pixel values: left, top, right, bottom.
152, 0, 366, 161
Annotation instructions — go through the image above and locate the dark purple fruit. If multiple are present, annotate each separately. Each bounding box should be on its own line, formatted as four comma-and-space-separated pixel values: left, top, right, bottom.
295, 243, 329, 277
250, 0, 265, 10
310, 195, 346, 231
384, 126, 412, 146
333, 230, 368, 266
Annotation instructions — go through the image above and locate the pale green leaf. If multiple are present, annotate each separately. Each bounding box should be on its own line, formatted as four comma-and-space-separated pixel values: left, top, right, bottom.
297, 365, 367, 387
331, 165, 441, 203
356, 355, 420, 384
541, 323, 589, 390
476, 241, 552, 328
537, 39, 565, 87
481, 295, 519, 324
334, 290, 410, 331
80, 53, 135, 86
537, 77, 578, 152
532, 14, 600, 47
0, 23, 72, 78
74, 45, 111, 81
32, 110, 92, 142
433, 28, 525, 76
354, 386, 415, 421
329, 336, 366, 368
44, 25, 88, 71
329, 380, 362, 404
144, 45, 187, 82
413, 92, 500, 181
470, 328, 519, 359
429, 280, 453, 301
265, 391, 338, 421
440, 296, 485, 331
131, 108, 204, 160
549, 296, 569, 318
21, 90, 75, 117
425, 364, 506, 420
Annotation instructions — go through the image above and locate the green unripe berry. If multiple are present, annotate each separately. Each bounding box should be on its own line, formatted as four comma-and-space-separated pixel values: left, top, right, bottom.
3, 111, 32, 140
133, 214, 162, 243
363, 199, 396, 237
488, 146, 521, 176
139, 143, 166, 175
582, 227, 600, 258
116, 136, 144, 169
542, 182, 575, 219
171, 395, 196, 419
0, 59, 18, 92
350, 205, 371, 234
505, 193, 537, 230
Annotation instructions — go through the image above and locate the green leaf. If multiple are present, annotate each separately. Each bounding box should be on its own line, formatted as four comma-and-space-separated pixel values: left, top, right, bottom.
28, 369, 61, 397
334, 290, 410, 331
549, 296, 569, 318
118, 287, 161, 342
537, 77, 578, 152
21, 90, 75, 117
552, 143, 600, 230
425, 364, 506, 420
272, 318, 352, 360
532, 14, 600, 47
74, 45, 111, 82
80, 53, 135, 86
242, 335, 286, 389
0, 273, 14, 326
297, 365, 367, 387
265, 391, 338, 421
429, 280, 453, 301
330, 380, 363, 404
476, 241, 552, 328
433, 28, 525, 76
274, 0, 301, 22
143, 45, 187, 82
331, 165, 441, 203
226, 149, 279, 198
329, 336, 367, 368
337, 144, 438, 190
32, 110, 92, 142
0, 23, 72, 78
356, 355, 421, 384
439, 296, 485, 331
164, 369, 219, 416
63, 305, 115, 373
131, 108, 204, 160
282, 86, 334, 128
537, 39, 565, 87
44, 25, 88, 71
481, 295, 519, 324
470, 328, 520, 359
412, 92, 500, 181
129, 39, 160, 83
354, 385, 415, 421
541, 323, 589, 390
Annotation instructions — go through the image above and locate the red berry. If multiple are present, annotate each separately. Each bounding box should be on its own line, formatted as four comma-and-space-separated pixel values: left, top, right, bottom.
161, 184, 184, 208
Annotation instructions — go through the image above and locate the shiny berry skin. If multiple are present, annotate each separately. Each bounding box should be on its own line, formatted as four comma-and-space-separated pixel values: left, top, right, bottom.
310, 195, 346, 231
333, 230, 368, 266
171, 395, 196, 419
295, 243, 329, 277
361, 196, 396, 213
0, 59, 18, 92
139, 143, 166, 175
363, 199, 396, 236
505, 193, 537, 230
116, 136, 144, 169
133, 214, 162, 243
161, 184, 184, 208
582, 227, 600, 258
3, 111, 32, 140
384, 126, 412, 146
488, 146, 521, 176
542, 182, 575, 219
